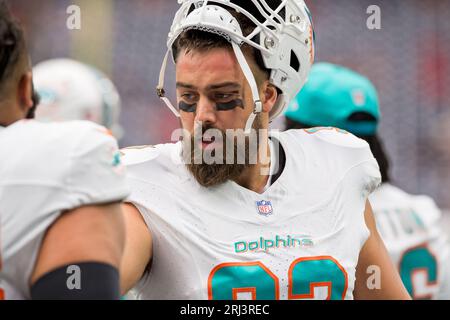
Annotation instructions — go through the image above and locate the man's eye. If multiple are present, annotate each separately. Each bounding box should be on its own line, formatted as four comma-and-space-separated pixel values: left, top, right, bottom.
181, 93, 197, 102
215, 93, 235, 101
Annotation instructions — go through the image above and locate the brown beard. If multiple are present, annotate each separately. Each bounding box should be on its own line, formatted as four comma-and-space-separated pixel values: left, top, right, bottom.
183, 115, 262, 187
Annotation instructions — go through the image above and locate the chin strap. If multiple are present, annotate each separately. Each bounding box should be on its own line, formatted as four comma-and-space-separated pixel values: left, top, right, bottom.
157, 49, 180, 118
156, 42, 262, 131
231, 41, 262, 134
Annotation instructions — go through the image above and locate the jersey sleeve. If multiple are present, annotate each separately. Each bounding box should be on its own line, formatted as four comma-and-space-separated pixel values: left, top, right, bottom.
120, 145, 170, 223
301, 128, 382, 249
342, 138, 382, 202
120, 144, 184, 234
65, 124, 130, 207
354, 143, 382, 200
310, 128, 382, 198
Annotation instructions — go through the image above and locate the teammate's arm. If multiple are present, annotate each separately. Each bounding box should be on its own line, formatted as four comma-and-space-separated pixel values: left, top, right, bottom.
354, 201, 411, 300
119, 203, 153, 295
30, 202, 125, 299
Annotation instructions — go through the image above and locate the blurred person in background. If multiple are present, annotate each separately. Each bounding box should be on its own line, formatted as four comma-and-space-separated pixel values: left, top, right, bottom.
285, 62, 450, 300
0, 2, 128, 300
33, 58, 123, 140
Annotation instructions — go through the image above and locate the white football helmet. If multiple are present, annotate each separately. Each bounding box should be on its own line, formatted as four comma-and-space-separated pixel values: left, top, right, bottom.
33, 59, 123, 138
157, 0, 315, 133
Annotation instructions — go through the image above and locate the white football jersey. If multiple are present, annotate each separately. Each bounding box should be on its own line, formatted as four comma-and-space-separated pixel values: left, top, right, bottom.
0, 120, 129, 300
122, 128, 381, 300
369, 183, 449, 299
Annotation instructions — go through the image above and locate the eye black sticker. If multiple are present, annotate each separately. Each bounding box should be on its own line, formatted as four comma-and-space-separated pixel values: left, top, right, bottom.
216, 99, 244, 111
179, 101, 197, 113
179, 99, 244, 113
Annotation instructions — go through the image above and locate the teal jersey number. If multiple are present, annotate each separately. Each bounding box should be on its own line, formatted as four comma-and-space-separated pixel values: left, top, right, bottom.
208, 262, 279, 300
399, 245, 438, 299
289, 257, 348, 300
208, 256, 348, 300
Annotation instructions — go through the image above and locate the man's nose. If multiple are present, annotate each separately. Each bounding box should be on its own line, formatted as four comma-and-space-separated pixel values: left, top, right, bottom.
194, 96, 216, 125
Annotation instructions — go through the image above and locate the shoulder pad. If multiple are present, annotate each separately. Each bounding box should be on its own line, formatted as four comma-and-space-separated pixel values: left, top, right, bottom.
302, 127, 369, 149
412, 194, 442, 226
120, 145, 160, 166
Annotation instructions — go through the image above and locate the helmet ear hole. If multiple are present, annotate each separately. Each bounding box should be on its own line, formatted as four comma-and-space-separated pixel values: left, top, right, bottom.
290, 50, 300, 72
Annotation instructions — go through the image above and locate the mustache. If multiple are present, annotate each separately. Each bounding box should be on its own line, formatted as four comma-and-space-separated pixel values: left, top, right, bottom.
193, 123, 225, 137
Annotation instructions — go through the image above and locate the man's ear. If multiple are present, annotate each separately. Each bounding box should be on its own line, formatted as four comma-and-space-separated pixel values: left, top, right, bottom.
17, 71, 34, 112
261, 81, 278, 114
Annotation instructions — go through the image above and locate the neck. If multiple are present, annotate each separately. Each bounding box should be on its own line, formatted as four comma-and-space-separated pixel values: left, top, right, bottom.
0, 113, 23, 127
0, 99, 24, 127
233, 137, 271, 194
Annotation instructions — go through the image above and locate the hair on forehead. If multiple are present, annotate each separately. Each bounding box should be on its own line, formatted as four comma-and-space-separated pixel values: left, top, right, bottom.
174, 30, 231, 62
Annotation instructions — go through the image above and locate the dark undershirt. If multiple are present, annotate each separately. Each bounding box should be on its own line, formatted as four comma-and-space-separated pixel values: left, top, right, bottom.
269, 137, 286, 186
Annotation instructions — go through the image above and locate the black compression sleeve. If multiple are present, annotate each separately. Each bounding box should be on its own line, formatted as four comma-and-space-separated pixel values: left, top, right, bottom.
30, 262, 120, 300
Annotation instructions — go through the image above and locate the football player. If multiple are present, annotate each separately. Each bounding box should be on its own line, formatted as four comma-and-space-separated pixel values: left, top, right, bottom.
119, 0, 410, 299
0, 2, 128, 299
33, 58, 123, 139
284, 62, 449, 299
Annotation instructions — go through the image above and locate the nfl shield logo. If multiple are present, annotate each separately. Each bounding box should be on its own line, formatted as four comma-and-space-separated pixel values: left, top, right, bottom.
256, 200, 273, 216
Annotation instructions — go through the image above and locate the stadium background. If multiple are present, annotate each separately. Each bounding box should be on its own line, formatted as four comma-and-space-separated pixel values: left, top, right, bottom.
9, 0, 450, 219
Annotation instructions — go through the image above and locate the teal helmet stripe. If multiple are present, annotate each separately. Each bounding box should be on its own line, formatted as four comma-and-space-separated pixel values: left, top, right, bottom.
285, 62, 380, 135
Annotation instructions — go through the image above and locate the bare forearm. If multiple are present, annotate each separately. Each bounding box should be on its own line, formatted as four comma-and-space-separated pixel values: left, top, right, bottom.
354, 201, 411, 300
120, 203, 153, 295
